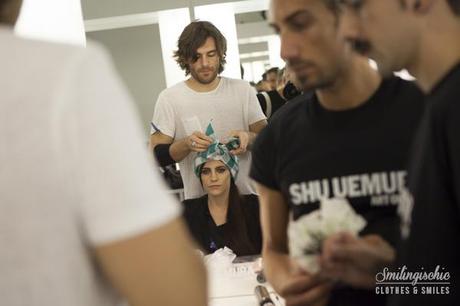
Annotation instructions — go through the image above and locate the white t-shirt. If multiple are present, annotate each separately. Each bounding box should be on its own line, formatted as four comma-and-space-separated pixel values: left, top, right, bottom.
151, 77, 266, 199
0, 27, 179, 306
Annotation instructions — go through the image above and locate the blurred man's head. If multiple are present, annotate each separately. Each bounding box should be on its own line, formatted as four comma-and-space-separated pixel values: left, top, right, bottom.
0, 0, 22, 25
265, 67, 279, 90
338, 0, 460, 77
174, 21, 227, 84
268, 0, 355, 92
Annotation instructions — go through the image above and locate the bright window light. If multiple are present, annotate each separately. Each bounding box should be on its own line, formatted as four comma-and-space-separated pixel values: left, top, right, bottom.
252, 60, 267, 82
158, 8, 191, 87
242, 62, 254, 82
267, 35, 284, 69
240, 51, 269, 59
15, 0, 86, 46
195, 3, 241, 79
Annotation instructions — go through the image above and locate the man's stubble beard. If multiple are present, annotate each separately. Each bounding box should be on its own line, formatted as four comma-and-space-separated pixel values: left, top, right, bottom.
190, 63, 219, 85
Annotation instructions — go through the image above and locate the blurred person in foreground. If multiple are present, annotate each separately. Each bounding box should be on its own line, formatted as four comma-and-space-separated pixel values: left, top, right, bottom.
0, 1, 207, 305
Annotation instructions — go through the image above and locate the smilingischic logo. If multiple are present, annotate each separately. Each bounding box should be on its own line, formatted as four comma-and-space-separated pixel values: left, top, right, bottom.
375, 265, 451, 295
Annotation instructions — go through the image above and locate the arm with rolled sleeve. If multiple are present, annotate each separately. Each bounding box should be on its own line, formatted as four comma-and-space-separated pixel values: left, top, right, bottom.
251, 126, 331, 306
67, 45, 207, 306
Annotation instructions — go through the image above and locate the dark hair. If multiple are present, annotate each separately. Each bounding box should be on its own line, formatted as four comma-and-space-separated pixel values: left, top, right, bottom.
0, 0, 22, 25
199, 165, 256, 255
262, 67, 279, 81
267, 67, 279, 75
174, 20, 227, 76
324, 0, 341, 15
277, 67, 285, 81
223, 179, 257, 256
447, 0, 460, 15
398, 0, 459, 15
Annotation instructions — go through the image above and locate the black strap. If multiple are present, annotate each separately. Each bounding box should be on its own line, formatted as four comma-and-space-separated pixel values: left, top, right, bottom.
154, 143, 175, 167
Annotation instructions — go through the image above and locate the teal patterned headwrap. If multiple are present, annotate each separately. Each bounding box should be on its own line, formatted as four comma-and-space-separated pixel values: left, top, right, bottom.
194, 122, 240, 180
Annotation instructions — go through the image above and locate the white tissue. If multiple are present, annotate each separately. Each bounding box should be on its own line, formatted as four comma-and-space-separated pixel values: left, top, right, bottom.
288, 198, 367, 274
204, 247, 237, 271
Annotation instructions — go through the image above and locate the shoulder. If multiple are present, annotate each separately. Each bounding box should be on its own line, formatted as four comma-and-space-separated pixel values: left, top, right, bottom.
265, 92, 311, 130
157, 82, 187, 100
382, 76, 425, 108
267, 90, 280, 99
182, 196, 207, 215
222, 77, 253, 91
242, 194, 260, 209
429, 67, 460, 117
243, 193, 259, 202
253, 93, 310, 152
241, 195, 261, 221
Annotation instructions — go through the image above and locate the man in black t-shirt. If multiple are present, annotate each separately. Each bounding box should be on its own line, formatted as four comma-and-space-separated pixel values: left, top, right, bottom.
336, 1, 460, 305
249, 1, 424, 306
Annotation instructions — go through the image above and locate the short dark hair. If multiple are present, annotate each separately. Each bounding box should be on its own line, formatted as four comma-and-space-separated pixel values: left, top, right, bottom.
324, 0, 341, 14
262, 67, 279, 81
0, 0, 22, 25
399, 0, 460, 15
262, 72, 267, 81
447, 0, 460, 15
266, 67, 279, 75
277, 67, 286, 82
174, 20, 227, 76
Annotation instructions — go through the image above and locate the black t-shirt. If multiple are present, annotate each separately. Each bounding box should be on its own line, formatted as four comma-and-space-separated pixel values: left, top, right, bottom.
390, 63, 460, 306
182, 194, 262, 256
250, 77, 425, 306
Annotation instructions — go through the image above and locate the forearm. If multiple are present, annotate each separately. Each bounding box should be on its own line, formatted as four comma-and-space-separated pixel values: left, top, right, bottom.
169, 138, 192, 162
263, 246, 293, 293
247, 131, 258, 150
96, 218, 208, 306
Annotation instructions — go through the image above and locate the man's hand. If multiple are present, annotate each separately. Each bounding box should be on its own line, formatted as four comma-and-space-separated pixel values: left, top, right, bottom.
320, 233, 396, 288
187, 131, 213, 152
226, 130, 251, 155
279, 270, 332, 306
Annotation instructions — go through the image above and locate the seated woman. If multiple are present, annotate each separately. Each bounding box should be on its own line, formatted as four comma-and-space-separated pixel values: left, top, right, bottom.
182, 133, 262, 256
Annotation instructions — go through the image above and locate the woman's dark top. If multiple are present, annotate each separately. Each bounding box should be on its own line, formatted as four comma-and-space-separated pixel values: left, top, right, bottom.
182, 194, 262, 256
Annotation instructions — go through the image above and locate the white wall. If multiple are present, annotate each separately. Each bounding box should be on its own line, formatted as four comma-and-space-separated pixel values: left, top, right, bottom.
81, 0, 251, 19
87, 24, 166, 137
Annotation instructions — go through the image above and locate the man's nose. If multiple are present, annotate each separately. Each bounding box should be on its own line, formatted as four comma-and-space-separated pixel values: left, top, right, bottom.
280, 32, 300, 63
200, 55, 209, 67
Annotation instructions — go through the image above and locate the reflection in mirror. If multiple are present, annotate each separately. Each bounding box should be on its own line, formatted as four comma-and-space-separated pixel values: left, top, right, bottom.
82, 0, 280, 135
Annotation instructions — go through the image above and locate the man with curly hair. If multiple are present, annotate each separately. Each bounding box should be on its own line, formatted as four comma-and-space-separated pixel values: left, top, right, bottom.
150, 20, 267, 200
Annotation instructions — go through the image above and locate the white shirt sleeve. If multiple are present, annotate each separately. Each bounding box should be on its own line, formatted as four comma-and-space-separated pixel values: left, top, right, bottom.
150, 91, 176, 137
66, 44, 180, 246
246, 82, 267, 125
